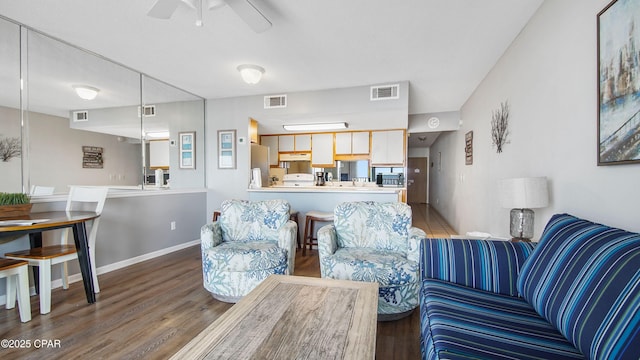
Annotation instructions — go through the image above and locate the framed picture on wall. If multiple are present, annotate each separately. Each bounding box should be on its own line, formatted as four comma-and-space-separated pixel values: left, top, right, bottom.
218, 130, 236, 169
597, 0, 640, 165
179, 132, 195, 169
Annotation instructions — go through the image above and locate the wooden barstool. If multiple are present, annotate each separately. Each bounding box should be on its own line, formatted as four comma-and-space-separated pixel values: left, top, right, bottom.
0, 258, 31, 322
303, 211, 334, 255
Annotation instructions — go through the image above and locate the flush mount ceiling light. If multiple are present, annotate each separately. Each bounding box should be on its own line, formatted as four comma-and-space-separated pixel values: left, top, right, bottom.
283, 122, 348, 131
146, 131, 170, 139
237, 64, 265, 84
72, 85, 100, 100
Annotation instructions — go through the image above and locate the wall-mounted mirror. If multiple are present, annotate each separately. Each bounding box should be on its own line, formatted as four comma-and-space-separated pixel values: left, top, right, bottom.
0, 16, 205, 194
0, 18, 21, 192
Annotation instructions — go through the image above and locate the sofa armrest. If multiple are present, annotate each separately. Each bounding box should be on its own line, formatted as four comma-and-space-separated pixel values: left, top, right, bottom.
201, 222, 223, 250
278, 220, 298, 274
420, 238, 536, 297
407, 227, 426, 263
317, 224, 337, 256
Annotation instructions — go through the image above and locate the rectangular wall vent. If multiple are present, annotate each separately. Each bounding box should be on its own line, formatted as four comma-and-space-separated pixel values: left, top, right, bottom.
73, 110, 89, 122
370, 84, 400, 101
264, 95, 287, 109
138, 105, 156, 117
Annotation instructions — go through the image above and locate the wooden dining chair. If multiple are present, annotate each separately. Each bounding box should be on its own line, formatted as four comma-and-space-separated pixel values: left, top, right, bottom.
5, 186, 108, 314
0, 258, 31, 322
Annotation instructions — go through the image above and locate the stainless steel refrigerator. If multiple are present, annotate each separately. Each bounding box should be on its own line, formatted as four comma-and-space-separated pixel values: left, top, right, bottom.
250, 144, 270, 187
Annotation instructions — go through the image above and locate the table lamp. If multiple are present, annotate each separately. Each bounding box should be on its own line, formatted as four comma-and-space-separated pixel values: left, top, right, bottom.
499, 177, 549, 241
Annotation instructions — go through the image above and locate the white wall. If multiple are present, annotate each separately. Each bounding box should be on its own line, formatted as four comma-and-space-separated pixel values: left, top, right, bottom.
429, 0, 640, 238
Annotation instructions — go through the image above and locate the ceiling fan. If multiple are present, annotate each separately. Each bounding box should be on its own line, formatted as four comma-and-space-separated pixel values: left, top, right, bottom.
147, 0, 272, 33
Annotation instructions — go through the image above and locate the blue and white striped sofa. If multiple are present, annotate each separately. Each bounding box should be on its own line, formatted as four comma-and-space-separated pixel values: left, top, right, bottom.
420, 213, 640, 359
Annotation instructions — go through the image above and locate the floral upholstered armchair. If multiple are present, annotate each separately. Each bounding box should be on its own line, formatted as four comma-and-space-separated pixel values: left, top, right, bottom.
318, 201, 426, 321
201, 199, 297, 303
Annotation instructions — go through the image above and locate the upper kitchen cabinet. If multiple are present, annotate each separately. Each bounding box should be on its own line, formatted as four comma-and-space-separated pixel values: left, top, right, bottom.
311, 133, 334, 167
335, 131, 370, 155
278, 135, 295, 152
294, 134, 311, 152
371, 130, 406, 166
278, 134, 311, 152
260, 135, 279, 166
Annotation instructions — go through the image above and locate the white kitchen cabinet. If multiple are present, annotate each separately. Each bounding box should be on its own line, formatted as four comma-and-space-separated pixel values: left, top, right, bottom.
371, 130, 405, 165
352, 131, 370, 154
335, 131, 370, 155
295, 134, 312, 151
149, 139, 169, 169
260, 135, 279, 166
278, 135, 295, 152
311, 133, 334, 167
335, 133, 352, 155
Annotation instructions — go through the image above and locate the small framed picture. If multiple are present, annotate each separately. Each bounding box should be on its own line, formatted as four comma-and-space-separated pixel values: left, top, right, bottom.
179, 132, 195, 169
218, 130, 236, 169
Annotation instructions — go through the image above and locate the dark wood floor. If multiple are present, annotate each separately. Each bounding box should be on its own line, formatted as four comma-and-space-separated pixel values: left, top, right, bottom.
0, 204, 454, 359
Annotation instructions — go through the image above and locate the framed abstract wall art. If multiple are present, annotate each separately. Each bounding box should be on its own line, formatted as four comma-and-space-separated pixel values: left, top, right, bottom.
218, 130, 236, 169
597, 0, 640, 165
179, 132, 195, 169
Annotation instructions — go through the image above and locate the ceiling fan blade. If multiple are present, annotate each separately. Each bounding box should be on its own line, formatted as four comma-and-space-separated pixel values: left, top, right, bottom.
147, 0, 182, 19
226, 0, 272, 33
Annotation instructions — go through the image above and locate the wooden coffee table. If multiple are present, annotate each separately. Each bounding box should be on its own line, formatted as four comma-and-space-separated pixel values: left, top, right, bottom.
171, 275, 378, 359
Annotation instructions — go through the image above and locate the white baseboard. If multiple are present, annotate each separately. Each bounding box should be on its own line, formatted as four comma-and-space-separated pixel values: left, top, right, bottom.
0, 239, 200, 306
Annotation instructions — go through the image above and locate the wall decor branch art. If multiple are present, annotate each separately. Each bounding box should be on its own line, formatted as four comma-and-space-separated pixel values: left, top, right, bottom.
491, 101, 510, 153
597, 0, 640, 165
0, 136, 21, 162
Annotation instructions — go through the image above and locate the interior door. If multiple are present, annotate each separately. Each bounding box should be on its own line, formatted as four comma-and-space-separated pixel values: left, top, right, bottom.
407, 157, 428, 204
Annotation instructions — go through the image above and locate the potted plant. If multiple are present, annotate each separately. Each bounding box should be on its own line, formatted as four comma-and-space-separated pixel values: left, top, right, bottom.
0, 192, 32, 218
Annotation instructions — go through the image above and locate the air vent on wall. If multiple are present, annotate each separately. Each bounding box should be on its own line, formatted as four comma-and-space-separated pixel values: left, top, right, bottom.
370, 84, 400, 101
138, 105, 156, 117
264, 94, 287, 109
73, 110, 89, 122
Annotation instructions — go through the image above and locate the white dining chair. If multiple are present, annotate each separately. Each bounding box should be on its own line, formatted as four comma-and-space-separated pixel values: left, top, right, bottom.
30, 185, 55, 196
5, 186, 108, 314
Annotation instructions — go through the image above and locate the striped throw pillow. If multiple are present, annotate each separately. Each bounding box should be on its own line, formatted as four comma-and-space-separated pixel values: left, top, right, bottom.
518, 213, 640, 359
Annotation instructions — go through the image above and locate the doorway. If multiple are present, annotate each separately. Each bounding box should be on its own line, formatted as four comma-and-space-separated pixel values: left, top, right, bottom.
407, 157, 428, 204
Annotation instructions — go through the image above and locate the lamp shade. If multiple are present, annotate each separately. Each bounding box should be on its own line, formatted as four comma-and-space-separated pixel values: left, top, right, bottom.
499, 177, 549, 209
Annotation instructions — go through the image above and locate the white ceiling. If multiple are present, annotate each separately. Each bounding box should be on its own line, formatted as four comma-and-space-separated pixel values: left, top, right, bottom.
0, 0, 543, 144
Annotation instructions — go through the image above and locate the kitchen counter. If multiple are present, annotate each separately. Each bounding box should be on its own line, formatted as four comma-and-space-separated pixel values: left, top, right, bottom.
248, 185, 405, 194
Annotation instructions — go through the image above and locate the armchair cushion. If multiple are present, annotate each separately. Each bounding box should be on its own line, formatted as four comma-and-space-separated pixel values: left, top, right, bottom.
421, 279, 584, 360
205, 240, 287, 272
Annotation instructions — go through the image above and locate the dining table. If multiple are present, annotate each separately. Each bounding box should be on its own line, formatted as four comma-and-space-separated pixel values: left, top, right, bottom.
0, 211, 99, 305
